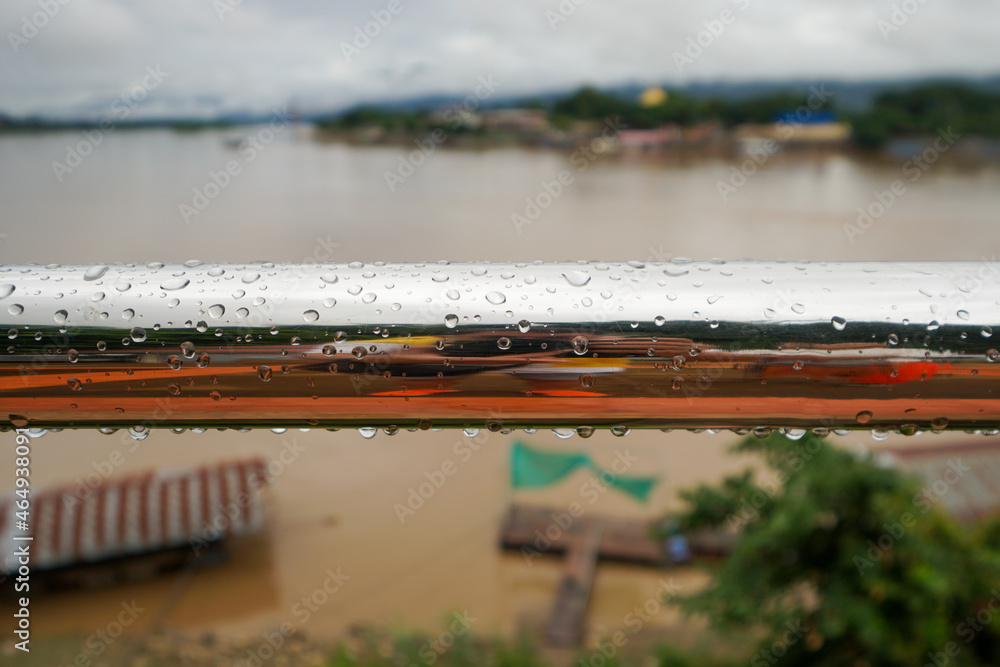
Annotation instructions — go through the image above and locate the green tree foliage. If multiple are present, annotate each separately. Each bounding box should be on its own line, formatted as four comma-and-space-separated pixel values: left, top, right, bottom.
667, 432, 1000, 666
848, 83, 1000, 148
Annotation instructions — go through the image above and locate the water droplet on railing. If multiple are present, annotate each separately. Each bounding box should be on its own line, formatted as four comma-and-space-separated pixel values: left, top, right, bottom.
54, 309, 68, 323
518, 320, 531, 333
856, 410, 873, 424
83, 265, 109, 281
208, 304, 225, 319
572, 336, 588, 355
831, 316, 847, 331
130, 327, 146, 343
67, 378, 82, 391
610, 425, 630, 437
303, 309, 319, 322
7, 304, 22, 315
320, 273, 338, 284
161, 278, 190, 291
257, 365, 272, 381
486, 291, 506, 305
562, 270, 591, 287
359, 427, 377, 439
497, 337, 511, 350
444, 314, 459, 329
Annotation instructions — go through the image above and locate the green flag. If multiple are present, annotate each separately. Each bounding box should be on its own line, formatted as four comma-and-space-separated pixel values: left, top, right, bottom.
509, 441, 660, 503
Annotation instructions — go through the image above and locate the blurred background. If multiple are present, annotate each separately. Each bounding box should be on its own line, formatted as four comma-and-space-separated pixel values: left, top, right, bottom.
1, 1, 1000, 665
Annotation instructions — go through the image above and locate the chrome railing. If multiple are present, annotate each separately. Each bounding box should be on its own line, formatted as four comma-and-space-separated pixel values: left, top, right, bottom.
1, 260, 998, 433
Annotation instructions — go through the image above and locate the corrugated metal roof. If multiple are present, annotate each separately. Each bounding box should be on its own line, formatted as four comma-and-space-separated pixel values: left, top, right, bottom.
879, 441, 1000, 522
0, 458, 268, 573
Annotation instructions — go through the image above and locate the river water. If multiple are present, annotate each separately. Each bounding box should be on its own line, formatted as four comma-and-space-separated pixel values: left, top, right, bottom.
0, 126, 998, 646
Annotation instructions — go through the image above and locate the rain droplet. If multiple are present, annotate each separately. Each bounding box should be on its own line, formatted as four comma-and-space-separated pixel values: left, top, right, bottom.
926, 321, 940, 331
67, 378, 82, 391
335, 331, 347, 343
610, 425, 630, 437
672, 377, 684, 390
352, 346, 367, 359
7, 304, 23, 316
210, 390, 222, 401
580, 374, 595, 388
161, 278, 190, 291
323, 298, 337, 308
67, 349, 79, 363
888, 333, 899, 346
180, 341, 196, 358
242, 272, 261, 284
463, 428, 480, 438
320, 273, 339, 284
167, 384, 181, 396
208, 304, 225, 319
931, 417, 949, 430
83, 265, 109, 281
982, 326, 993, 338
359, 427, 377, 439
831, 316, 847, 331
791, 303, 806, 314
654, 316, 665, 326
517, 320, 531, 333
562, 270, 591, 287
303, 309, 320, 322
54, 309, 68, 323
130, 327, 146, 343
856, 410, 873, 424
571, 336, 588, 355
497, 337, 511, 350
128, 426, 149, 441
486, 291, 506, 305
576, 426, 595, 438
988, 349, 999, 363
957, 310, 970, 320
166, 355, 182, 371
257, 365, 272, 381
361, 293, 377, 304
123, 308, 135, 321
444, 314, 459, 329
196, 353, 211, 368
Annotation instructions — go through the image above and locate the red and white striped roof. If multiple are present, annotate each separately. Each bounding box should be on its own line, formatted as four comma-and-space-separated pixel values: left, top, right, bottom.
0, 458, 268, 573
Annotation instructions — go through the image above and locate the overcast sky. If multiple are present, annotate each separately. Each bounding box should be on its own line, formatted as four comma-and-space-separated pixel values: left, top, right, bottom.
2, 0, 999, 118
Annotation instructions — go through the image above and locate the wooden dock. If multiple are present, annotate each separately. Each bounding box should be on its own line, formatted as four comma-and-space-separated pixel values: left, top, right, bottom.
544, 522, 603, 646
499, 504, 668, 566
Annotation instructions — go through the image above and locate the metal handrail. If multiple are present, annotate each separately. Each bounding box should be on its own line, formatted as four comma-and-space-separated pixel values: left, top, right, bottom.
1, 260, 998, 433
